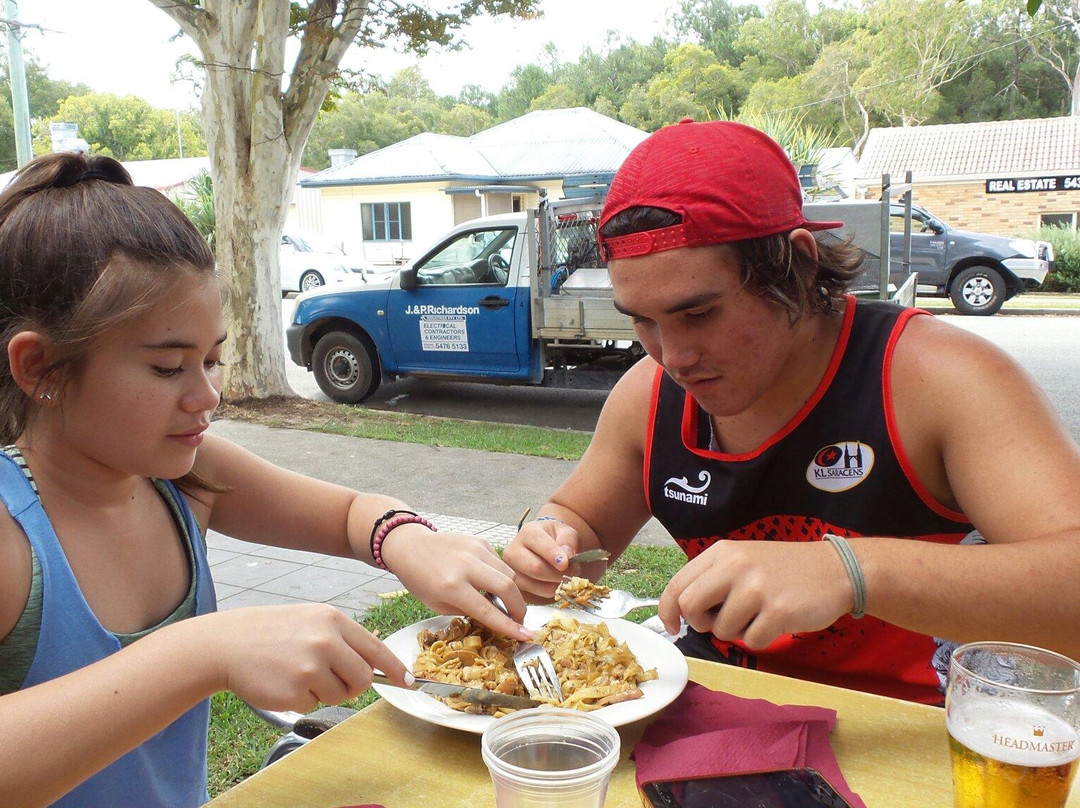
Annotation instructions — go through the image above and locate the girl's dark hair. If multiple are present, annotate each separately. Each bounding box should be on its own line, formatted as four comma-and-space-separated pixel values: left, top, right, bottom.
600, 206, 866, 323
0, 151, 216, 445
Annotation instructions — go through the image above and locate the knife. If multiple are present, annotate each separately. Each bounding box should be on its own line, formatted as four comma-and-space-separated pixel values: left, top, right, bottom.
567, 548, 611, 563
372, 673, 541, 710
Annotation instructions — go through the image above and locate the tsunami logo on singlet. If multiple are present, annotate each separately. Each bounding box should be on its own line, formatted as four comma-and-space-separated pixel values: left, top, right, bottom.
663, 471, 712, 505
806, 442, 875, 492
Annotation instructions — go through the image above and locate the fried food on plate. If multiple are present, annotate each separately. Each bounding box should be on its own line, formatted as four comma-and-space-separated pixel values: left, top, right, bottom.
413, 614, 657, 716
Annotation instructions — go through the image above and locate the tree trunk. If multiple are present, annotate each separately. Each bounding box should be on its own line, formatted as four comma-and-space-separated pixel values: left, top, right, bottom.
146, 0, 360, 401
1072, 60, 1080, 115
198, 4, 295, 400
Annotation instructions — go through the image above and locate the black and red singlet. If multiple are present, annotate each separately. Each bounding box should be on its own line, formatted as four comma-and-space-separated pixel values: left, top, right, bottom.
645, 296, 974, 704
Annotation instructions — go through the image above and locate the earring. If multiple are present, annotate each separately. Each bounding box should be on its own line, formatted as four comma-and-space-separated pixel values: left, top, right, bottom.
38, 391, 53, 402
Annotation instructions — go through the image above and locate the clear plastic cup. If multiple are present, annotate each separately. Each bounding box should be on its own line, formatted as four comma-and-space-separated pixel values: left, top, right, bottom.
481, 708, 621, 808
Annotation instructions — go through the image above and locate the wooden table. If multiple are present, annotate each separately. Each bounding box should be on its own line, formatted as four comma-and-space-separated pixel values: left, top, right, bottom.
207, 658, 1080, 807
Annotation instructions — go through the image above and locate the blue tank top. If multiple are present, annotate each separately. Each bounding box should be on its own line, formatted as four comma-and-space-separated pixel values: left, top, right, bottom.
0, 453, 217, 807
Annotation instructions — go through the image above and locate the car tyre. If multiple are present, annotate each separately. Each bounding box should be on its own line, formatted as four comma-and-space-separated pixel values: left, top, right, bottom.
300, 270, 325, 292
311, 331, 380, 404
949, 266, 1005, 316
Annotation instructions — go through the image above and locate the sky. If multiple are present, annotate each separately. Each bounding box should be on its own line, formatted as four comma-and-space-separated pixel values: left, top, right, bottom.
19, 0, 683, 111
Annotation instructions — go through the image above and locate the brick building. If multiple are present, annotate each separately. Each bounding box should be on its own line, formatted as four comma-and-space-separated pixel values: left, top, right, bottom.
856, 116, 1080, 236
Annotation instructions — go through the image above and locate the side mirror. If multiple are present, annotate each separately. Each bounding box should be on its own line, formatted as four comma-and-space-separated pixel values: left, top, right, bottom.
399, 267, 418, 290
929, 220, 944, 234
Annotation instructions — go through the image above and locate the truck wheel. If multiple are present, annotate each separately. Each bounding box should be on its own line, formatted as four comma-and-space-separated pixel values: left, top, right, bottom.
300, 270, 325, 292
949, 266, 1005, 316
311, 331, 380, 403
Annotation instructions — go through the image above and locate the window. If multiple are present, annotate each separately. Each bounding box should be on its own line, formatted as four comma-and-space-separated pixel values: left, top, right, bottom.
414, 227, 516, 286
1040, 212, 1077, 230
361, 202, 412, 241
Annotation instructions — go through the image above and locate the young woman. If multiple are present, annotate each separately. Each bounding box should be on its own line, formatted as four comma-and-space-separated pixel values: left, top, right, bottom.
0, 152, 531, 808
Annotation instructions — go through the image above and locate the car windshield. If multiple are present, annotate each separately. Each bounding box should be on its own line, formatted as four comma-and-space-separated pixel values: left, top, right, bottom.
290, 232, 345, 254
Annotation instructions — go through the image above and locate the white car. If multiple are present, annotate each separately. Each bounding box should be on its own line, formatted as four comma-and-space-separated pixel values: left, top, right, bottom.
280, 231, 396, 294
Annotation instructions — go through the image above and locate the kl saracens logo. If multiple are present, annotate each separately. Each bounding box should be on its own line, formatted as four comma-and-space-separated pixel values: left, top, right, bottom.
806, 442, 875, 492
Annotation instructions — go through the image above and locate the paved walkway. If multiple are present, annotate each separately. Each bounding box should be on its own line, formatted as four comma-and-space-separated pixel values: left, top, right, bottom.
205, 419, 674, 619
208, 512, 517, 618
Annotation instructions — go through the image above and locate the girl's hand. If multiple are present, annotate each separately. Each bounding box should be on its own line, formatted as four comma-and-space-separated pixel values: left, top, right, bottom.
380, 526, 534, 641
202, 604, 409, 713
501, 519, 583, 602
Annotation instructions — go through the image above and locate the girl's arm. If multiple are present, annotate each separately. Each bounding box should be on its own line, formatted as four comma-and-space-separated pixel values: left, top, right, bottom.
192, 435, 531, 639
0, 602, 409, 808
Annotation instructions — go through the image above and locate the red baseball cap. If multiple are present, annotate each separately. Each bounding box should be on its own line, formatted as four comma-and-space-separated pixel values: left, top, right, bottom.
598, 119, 843, 261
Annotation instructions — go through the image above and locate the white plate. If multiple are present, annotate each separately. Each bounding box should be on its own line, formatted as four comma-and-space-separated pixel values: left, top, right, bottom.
373, 605, 690, 734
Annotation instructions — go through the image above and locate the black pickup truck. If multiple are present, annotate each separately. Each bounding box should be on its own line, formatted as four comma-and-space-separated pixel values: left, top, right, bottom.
889, 204, 1053, 316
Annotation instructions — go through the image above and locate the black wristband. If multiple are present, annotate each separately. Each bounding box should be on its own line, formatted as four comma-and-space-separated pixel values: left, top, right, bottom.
369, 509, 419, 559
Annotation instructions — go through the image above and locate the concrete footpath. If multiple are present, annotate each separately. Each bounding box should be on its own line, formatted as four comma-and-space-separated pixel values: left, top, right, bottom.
205, 420, 674, 619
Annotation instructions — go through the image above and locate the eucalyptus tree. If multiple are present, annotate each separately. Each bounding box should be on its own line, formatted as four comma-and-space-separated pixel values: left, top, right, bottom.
146, 0, 540, 400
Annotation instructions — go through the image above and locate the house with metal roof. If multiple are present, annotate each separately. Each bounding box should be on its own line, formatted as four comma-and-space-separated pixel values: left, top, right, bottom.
295, 107, 648, 265
856, 116, 1080, 236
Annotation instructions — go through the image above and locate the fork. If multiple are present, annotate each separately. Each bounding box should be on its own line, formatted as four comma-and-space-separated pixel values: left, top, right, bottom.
486, 593, 564, 702
556, 582, 660, 619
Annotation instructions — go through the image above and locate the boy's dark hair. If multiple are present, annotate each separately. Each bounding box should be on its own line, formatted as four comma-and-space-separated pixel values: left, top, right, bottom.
0, 152, 216, 445
600, 206, 866, 323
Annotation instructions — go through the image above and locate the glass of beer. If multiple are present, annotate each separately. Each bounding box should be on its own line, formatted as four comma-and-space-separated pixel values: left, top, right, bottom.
947, 642, 1080, 808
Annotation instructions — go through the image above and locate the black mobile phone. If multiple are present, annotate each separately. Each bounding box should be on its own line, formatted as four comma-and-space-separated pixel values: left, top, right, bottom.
641, 767, 855, 808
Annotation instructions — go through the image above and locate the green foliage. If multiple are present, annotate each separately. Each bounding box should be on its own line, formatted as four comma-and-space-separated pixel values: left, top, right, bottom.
672, 0, 763, 66
33, 93, 206, 161
0, 54, 92, 171
173, 171, 216, 251
303, 68, 496, 169
528, 83, 585, 113
735, 0, 821, 80
494, 63, 555, 121
1036, 227, 1080, 293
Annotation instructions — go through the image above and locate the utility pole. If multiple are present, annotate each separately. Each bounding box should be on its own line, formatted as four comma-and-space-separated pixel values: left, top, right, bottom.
4, 0, 32, 167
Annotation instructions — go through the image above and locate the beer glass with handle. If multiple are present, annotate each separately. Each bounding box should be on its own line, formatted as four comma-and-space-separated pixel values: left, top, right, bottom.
947, 642, 1080, 808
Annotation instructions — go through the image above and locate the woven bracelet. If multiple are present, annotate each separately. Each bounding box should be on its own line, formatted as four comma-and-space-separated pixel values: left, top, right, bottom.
371, 514, 436, 571
823, 533, 866, 619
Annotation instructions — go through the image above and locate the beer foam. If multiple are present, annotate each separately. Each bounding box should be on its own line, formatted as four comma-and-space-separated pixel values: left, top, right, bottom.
948, 701, 1080, 768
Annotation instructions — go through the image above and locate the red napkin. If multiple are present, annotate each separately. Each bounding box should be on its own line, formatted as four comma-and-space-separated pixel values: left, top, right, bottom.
634, 682, 865, 808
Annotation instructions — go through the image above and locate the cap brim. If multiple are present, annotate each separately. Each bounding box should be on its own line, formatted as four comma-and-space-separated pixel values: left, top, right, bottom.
800, 218, 844, 232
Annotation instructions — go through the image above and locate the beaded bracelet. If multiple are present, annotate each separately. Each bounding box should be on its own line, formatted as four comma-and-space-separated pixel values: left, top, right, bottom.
369, 509, 418, 559
371, 514, 437, 571
822, 533, 866, 619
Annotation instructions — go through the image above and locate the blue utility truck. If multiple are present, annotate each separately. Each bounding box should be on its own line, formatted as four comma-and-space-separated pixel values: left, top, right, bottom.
286, 196, 642, 403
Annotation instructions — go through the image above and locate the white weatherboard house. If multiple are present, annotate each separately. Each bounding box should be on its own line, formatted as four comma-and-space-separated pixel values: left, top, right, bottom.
295, 107, 649, 266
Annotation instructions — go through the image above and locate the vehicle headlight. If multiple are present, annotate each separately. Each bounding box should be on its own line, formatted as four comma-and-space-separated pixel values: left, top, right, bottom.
1008, 240, 1037, 258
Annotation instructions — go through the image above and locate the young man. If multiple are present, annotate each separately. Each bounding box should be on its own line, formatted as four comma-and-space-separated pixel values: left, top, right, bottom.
503, 119, 1080, 704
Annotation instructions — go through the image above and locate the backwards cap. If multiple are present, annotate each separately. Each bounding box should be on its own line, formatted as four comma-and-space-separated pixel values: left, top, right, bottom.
598, 119, 842, 261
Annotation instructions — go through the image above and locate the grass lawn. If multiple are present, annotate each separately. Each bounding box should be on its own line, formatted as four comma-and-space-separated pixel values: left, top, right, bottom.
206, 544, 686, 797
